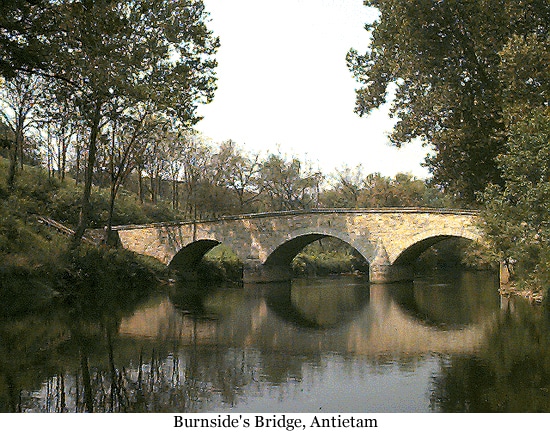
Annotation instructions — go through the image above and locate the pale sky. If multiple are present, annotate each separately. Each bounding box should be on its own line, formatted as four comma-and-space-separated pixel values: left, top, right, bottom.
196, 0, 431, 178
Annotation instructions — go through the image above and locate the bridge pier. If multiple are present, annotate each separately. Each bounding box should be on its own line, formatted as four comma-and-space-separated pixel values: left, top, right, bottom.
369, 263, 414, 284
243, 260, 292, 283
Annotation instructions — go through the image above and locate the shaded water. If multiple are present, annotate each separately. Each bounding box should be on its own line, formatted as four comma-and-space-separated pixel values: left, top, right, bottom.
2, 271, 550, 412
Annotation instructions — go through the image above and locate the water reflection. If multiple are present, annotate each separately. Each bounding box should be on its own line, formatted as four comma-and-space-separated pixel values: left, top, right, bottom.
2, 271, 550, 412
265, 278, 369, 329
430, 299, 550, 412
389, 271, 501, 329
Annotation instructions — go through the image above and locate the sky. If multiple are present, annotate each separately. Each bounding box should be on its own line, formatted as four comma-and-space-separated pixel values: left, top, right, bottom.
196, 0, 431, 178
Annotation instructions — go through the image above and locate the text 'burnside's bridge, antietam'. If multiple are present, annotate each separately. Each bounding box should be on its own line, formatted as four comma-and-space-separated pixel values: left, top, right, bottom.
111, 208, 486, 284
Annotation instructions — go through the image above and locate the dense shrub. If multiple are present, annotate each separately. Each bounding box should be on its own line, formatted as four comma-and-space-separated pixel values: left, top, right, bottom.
292, 238, 368, 276
198, 245, 243, 282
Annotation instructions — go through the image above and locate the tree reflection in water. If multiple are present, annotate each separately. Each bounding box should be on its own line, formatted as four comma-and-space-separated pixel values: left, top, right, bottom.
429, 298, 550, 412
3, 271, 550, 412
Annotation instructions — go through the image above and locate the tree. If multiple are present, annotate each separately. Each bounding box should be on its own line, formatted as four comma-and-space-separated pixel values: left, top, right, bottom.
163, 130, 187, 211
215, 140, 262, 212
46, 0, 218, 244
39, 84, 81, 181
332, 165, 366, 208
348, 0, 549, 203
260, 152, 322, 211
179, 135, 213, 219
0, 74, 43, 188
142, 129, 170, 205
0, 0, 56, 78
480, 33, 550, 291
320, 169, 454, 209
99, 107, 161, 241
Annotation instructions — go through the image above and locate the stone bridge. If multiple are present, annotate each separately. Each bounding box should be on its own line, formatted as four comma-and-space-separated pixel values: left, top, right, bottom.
112, 208, 482, 284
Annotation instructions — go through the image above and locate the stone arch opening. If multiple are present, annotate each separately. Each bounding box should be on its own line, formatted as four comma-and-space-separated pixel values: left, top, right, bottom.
393, 235, 456, 266
169, 240, 245, 282
392, 235, 477, 267
264, 234, 327, 267
264, 233, 370, 277
169, 239, 221, 271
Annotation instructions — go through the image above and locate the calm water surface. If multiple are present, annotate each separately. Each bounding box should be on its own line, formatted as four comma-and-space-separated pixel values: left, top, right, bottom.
2, 271, 550, 412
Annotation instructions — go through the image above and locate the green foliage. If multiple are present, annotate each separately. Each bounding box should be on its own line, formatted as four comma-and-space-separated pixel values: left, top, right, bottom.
260, 152, 322, 211
321, 169, 456, 209
0, 0, 53, 78
481, 107, 550, 292
140, 201, 182, 224
0, 161, 68, 271
416, 238, 491, 271
292, 238, 368, 276
480, 31, 550, 293
198, 245, 243, 282
0, 201, 67, 272
59, 245, 158, 295
348, 0, 548, 203
0, 155, 180, 228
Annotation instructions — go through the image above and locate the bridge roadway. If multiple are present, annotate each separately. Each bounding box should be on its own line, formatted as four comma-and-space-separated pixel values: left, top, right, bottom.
111, 208, 482, 284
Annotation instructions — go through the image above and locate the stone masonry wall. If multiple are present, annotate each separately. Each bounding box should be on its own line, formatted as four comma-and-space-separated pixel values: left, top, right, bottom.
114, 209, 481, 282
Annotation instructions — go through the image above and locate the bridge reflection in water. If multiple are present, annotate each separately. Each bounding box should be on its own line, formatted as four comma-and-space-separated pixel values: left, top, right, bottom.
118, 273, 499, 358
10, 271, 538, 413
9, 269, 550, 413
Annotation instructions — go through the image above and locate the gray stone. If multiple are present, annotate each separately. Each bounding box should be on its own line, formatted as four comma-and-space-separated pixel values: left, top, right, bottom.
112, 208, 482, 284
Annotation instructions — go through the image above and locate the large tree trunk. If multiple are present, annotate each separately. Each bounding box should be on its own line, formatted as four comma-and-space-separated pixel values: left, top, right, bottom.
137, 165, 144, 204
73, 103, 102, 246
7, 117, 24, 190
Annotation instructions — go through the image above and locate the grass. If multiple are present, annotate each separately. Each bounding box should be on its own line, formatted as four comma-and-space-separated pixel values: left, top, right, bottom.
0, 157, 169, 302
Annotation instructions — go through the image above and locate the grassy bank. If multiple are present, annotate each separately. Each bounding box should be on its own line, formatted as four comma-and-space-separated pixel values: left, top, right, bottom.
0, 158, 169, 302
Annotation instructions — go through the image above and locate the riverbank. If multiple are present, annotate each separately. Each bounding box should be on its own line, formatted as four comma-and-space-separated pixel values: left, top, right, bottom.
0, 195, 167, 305
499, 284, 545, 304
1, 239, 167, 305
0, 156, 173, 301
1, 158, 546, 303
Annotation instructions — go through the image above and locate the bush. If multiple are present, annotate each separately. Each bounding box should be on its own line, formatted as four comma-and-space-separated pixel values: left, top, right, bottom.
142, 201, 182, 223
198, 245, 243, 282
292, 238, 368, 276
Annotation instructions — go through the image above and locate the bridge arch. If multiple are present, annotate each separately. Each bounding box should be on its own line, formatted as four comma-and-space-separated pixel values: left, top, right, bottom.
264, 226, 377, 267
169, 239, 222, 270
113, 208, 485, 284
391, 228, 481, 266
169, 239, 247, 281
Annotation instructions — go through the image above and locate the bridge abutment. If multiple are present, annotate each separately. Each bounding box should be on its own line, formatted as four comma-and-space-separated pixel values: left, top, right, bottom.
243, 260, 292, 283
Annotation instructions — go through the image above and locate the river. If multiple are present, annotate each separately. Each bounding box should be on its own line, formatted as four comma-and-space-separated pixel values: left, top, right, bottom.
1, 270, 549, 412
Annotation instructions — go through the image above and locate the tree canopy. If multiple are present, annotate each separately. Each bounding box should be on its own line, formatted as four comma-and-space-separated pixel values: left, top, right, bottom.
348, 0, 550, 203
0, 0, 219, 243
480, 32, 550, 290
0, 0, 55, 78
